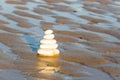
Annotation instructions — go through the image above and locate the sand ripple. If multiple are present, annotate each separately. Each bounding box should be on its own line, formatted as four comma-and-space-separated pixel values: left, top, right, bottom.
0, 0, 120, 80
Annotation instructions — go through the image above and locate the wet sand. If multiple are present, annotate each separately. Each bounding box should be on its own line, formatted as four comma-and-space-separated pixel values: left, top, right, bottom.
0, 0, 120, 80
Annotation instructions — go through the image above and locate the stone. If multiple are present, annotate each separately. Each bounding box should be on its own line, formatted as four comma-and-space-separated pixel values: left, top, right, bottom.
37, 29, 60, 57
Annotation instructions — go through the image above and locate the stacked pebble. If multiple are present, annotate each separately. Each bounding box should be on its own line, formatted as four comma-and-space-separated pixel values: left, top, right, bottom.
37, 30, 60, 57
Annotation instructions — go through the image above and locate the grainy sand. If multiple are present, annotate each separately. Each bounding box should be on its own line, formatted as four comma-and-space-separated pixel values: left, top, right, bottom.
0, 0, 120, 80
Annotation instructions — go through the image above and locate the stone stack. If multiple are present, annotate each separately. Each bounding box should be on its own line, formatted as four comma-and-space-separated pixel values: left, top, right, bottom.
37, 30, 59, 57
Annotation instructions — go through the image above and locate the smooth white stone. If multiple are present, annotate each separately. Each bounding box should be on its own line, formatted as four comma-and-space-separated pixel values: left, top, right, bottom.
40, 39, 56, 44
40, 44, 58, 49
44, 34, 55, 39
38, 49, 54, 56
45, 30, 53, 34
38, 49, 60, 56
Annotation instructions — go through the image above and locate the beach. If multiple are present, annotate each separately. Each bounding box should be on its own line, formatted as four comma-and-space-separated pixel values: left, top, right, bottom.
0, 0, 120, 80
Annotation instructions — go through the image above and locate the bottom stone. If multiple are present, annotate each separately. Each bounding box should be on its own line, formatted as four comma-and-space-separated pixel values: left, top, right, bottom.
37, 49, 60, 57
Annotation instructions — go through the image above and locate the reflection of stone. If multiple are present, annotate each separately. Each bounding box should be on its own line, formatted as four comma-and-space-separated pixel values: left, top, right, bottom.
37, 30, 60, 57
36, 57, 60, 74
40, 66, 59, 74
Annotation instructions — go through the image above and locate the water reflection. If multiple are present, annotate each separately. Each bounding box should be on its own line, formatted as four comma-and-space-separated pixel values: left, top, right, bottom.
23, 56, 60, 80
36, 56, 60, 75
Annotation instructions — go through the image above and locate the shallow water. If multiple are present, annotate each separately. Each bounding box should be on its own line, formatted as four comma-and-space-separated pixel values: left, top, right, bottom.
0, 0, 120, 80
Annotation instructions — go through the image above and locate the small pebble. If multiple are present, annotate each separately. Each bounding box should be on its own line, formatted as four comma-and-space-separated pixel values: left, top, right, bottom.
45, 30, 53, 34
44, 34, 55, 39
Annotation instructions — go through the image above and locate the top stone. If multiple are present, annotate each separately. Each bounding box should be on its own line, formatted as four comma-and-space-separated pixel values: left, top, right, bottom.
45, 30, 53, 34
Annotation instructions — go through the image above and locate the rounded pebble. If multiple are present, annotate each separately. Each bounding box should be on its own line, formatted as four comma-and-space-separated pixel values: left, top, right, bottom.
38, 49, 54, 56
40, 39, 56, 44
45, 30, 53, 34
40, 44, 58, 49
38, 49, 60, 56
44, 34, 55, 39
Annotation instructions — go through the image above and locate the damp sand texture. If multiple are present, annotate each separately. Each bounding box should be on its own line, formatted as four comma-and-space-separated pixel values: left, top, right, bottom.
0, 0, 120, 80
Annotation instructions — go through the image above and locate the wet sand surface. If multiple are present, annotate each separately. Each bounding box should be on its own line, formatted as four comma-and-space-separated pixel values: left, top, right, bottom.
0, 0, 120, 80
